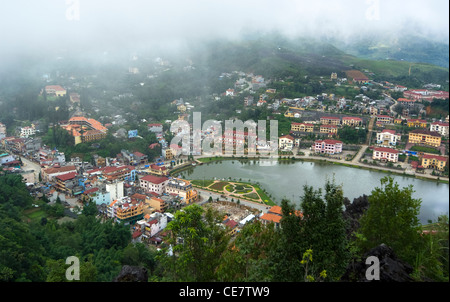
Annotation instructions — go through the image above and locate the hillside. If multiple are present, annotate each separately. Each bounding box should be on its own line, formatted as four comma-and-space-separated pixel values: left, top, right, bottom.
190, 34, 449, 89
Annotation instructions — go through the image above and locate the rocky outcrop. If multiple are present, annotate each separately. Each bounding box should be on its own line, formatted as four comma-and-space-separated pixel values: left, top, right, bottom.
113, 265, 148, 282
342, 194, 369, 239
341, 244, 414, 282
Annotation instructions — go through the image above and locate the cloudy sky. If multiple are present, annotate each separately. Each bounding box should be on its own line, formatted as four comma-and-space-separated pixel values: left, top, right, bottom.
0, 0, 448, 56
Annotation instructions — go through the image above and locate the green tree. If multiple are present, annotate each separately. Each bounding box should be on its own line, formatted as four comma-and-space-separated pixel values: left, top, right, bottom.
355, 176, 422, 265
159, 204, 229, 281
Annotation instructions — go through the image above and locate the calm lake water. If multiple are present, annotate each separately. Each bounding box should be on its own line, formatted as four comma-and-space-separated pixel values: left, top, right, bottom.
179, 159, 449, 224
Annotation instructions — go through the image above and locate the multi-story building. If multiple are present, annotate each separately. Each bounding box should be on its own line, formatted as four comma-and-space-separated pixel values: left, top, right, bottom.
139, 174, 169, 195
62, 116, 107, 145
430, 121, 449, 137
45, 85, 67, 97
407, 119, 427, 128
42, 165, 78, 182
342, 117, 363, 127
291, 122, 314, 132
319, 124, 338, 135
108, 196, 144, 224
420, 154, 448, 171
376, 129, 401, 147
408, 129, 441, 148
376, 115, 393, 125
278, 135, 294, 151
165, 178, 198, 204
20, 126, 36, 138
54, 172, 78, 194
312, 139, 343, 155
320, 116, 340, 126
372, 147, 399, 163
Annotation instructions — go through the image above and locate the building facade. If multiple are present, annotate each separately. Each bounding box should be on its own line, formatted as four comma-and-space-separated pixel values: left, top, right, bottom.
408, 129, 441, 147
313, 139, 343, 155
372, 147, 399, 163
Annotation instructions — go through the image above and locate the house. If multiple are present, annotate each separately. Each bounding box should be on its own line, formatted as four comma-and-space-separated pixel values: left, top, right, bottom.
319, 124, 338, 135
376, 115, 393, 125
420, 154, 448, 171
108, 196, 144, 224
430, 121, 449, 137
148, 164, 169, 176
42, 165, 77, 182
224, 219, 239, 236
20, 126, 36, 138
408, 129, 441, 148
165, 178, 198, 204
260, 205, 302, 229
372, 147, 399, 163
45, 85, 66, 97
376, 129, 401, 147
279, 135, 294, 151
320, 116, 340, 125
139, 174, 169, 195
55, 172, 78, 194
291, 122, 314, 133
148, 123, 163, 133
313, 139, 343, 155
407, 119, 427, 128
260, 205, 283, 228
0, 153, 16, 166
397, 98, 416, 107
342, 117, 363, 127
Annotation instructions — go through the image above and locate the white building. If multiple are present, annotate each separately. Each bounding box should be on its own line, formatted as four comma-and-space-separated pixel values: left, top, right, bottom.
278, 135, 294, 151
20, 126, 36, 138
372, 147, 399, 163
376, 129, 401, 147
106, 181, 124, 203
430, 121, 449, 137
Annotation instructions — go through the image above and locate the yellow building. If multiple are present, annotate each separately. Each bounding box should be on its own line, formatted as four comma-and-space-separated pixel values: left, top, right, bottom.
407, 119, 427, 128
408, 129, 441, 147
291, 122, 314, 132
421, 154, 448, 171
45, 85, 67, 97
342, 117, 363, 127
320, 124, 338, 134
320, 116, 340, 125
165, 178, 198, 204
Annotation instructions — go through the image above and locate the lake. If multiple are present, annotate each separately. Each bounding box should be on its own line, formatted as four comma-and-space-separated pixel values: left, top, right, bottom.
178, 159, 449, 224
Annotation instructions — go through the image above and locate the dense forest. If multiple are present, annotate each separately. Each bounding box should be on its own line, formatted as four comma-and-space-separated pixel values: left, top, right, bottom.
0, 170, 448, 282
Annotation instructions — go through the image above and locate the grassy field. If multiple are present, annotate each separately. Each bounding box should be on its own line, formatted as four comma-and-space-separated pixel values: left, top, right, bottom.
23, 207, 46, 223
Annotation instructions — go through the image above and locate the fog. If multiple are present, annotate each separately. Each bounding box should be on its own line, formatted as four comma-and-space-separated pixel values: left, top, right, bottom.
1, 0, 448, 59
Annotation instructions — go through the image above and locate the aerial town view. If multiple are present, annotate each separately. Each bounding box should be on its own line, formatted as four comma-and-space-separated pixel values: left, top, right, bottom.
0, 0, 448, 293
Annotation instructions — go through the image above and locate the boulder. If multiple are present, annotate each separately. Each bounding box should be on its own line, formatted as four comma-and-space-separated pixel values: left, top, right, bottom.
341, 244, 414, 282
113, 265, 148, 282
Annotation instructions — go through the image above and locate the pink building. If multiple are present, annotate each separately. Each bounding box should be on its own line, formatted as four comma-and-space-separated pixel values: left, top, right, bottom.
372, 147, 399, 163
313, 139, 343, 155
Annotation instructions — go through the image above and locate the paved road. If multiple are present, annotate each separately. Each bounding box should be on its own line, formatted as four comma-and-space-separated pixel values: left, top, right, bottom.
19, 156, 41, 184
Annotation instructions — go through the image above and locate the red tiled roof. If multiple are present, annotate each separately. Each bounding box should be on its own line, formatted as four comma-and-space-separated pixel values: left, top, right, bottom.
140, 174, 168, 184
374, 147, 399, 154
422, 154, 448, 162
56, 172, 77, 181
315, 139, 343, 145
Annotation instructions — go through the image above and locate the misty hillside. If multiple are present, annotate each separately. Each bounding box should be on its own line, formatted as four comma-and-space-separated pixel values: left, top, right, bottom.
330, 33, 449, 68
187, 34, 449, 85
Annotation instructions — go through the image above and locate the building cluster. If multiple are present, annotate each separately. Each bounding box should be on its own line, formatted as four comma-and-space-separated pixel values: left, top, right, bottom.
61, 116, 108, 145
